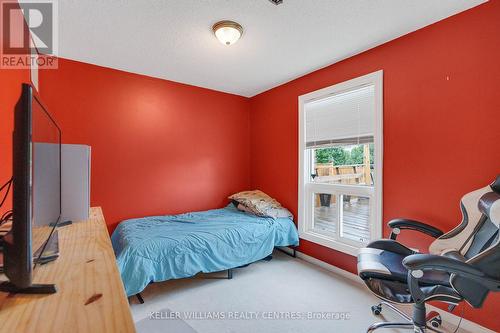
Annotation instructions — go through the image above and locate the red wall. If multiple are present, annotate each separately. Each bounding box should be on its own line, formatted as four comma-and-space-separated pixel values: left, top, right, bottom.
6, 0, 498, 329
0, 69, 29, 210
0, 0, 30, 212
38, 58, 251, 231
249, 1, 499, 330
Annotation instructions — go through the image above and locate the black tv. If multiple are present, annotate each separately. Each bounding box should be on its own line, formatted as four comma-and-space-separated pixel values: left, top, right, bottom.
0, 84, 61, 294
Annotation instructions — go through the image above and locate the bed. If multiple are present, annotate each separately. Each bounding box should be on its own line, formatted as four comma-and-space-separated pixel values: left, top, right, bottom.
111, 204, 299, 297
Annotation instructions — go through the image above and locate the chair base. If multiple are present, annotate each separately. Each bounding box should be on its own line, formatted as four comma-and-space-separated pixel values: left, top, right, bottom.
367, 322, 415, 333
367, 301, 443, 333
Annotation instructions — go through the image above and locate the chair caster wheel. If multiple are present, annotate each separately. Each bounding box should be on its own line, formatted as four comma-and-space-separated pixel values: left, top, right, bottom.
429, 315, 442, 328
371, 305, 382, 316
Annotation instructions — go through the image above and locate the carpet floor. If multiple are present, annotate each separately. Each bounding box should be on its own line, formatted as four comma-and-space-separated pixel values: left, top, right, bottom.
130, 250, 471, 333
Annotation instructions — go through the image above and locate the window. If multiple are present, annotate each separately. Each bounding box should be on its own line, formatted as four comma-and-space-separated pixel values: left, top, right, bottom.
298, 71, 383, 255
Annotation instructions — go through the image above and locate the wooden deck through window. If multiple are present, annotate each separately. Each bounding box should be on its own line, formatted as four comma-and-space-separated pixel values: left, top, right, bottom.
313, 197, 370, 242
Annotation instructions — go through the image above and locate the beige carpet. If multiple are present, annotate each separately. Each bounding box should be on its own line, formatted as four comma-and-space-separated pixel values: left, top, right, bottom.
130, 250, 470, 333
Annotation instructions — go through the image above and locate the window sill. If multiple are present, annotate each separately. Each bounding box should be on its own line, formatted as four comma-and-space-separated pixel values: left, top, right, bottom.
299, 230, 362, 256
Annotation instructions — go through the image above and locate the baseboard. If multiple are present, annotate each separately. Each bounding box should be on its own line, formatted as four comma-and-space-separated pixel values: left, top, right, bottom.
294, 250, 359, 283
293, 250, 496, 333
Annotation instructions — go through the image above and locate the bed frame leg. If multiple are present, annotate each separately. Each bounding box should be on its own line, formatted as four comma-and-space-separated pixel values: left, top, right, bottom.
136, 293, 144, 304
228, 269, 233, 280
275, 246, 297, 258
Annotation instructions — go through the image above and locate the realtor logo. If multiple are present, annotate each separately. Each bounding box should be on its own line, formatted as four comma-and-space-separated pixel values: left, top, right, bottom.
1, 0, 58, 69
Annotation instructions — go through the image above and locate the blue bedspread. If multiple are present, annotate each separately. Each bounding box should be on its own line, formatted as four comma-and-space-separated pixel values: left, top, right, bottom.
111, 204, 299, 296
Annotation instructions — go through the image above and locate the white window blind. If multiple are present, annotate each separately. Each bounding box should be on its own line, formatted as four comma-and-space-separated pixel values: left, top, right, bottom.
305, 85, 375, 148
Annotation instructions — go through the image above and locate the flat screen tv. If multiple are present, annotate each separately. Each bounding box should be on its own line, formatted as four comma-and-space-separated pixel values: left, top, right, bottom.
0, 83, 61, 294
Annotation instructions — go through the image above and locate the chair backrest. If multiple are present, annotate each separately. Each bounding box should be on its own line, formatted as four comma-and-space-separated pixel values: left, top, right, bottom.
465, 188, 500, 279
429, 176, 500, 267
429, 176, 500, 308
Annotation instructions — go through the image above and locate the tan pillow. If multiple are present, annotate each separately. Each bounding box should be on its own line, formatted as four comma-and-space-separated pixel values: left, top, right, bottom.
236, 203, 256, 214
229, 190, 293, 219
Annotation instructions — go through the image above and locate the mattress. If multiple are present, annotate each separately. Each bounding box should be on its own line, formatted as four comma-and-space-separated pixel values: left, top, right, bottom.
111, 204, 299, 296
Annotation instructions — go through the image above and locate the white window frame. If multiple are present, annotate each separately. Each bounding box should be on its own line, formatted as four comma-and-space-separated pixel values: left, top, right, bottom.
298, 70, 383, 256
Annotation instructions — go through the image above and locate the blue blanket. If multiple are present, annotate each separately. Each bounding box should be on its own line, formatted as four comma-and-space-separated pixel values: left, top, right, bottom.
111, 204, 299, 296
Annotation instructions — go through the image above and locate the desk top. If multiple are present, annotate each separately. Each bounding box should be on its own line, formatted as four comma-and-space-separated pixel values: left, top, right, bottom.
0, 207, 135, 333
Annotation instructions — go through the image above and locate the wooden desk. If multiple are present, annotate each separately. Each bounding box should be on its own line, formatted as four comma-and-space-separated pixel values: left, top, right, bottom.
0, 207, 135, 333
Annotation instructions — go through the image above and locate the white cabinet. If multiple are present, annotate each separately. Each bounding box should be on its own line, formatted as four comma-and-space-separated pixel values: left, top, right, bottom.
61, 144, 91, 222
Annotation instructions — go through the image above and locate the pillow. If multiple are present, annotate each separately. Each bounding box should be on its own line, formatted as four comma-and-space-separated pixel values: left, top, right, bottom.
236, 203, 254, 214
229, 190, 293, 219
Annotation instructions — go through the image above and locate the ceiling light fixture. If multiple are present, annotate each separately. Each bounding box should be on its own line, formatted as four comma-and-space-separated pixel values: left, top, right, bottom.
212, 20, 243, 46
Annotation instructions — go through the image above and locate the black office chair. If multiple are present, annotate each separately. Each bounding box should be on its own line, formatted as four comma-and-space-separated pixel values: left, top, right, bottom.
357, 176, 500, 333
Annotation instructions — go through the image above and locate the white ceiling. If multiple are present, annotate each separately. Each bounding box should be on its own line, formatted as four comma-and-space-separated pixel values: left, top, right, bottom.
57, 0, 486, 97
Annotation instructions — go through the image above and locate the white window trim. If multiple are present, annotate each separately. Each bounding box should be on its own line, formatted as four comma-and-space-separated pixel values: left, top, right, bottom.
298, 70, 383, 256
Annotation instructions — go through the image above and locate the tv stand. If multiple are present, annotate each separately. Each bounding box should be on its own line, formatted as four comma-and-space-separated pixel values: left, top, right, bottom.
0, 207, 134, 332
0, 281, 56, 294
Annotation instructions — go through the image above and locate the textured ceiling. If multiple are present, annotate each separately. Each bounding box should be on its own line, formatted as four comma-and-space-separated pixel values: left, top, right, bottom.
57, 0, 486, 97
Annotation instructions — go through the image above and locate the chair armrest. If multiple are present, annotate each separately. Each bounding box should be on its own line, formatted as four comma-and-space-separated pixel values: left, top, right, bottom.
403, 254, 499, 305
402, 254, 484, 277
388, 218, 444, 240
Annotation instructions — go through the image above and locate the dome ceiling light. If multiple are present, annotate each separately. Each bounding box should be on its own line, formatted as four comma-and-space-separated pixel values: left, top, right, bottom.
212, 20, 243, 46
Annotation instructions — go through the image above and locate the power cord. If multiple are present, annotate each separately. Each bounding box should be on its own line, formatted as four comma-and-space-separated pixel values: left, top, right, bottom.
451, 306, 464, 333
0, 177, 13, 208
0, 178, 14, 228
0, 210, 13, 226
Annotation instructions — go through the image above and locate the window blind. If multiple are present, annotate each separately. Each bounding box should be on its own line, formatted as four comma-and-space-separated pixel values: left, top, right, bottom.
305, 85, 375, 149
